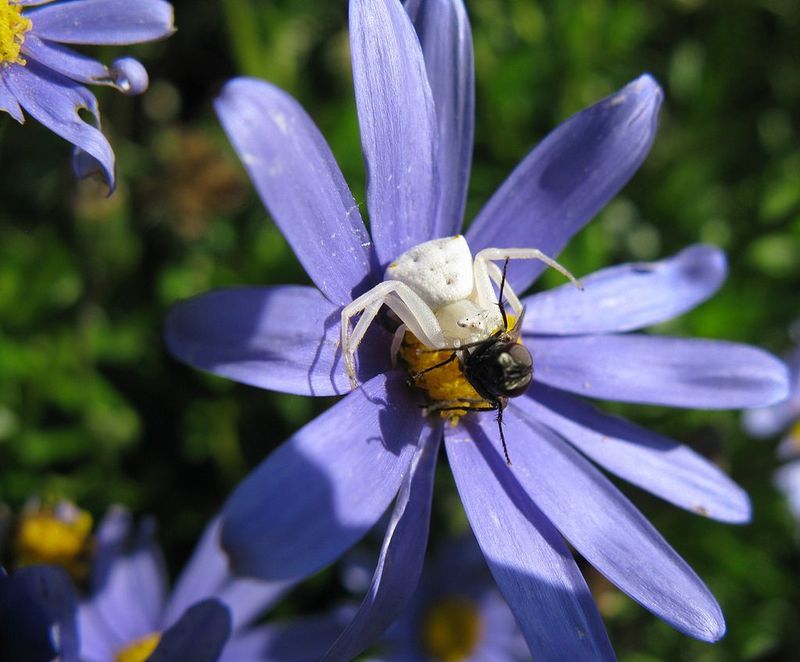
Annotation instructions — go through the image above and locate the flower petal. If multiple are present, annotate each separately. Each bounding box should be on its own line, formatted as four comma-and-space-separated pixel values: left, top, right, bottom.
149, 599, 231, 662
500, 405, 725, 641
0, 77, 24, 123
531, 334, 790, 409
22, 35, 149, 95
405, 0, 474, 236
0, 567, 80, 662
215, 78, 375, 305
221, 372, 422, 581
467, 75, 663, 294
224, 608, 356, 661
520, 384, 751, 523
3, 61, 115, 188
524, 245, 727, 335
164, 518, 292, 631
350, 0, 439, 266
28, 0, 175, 45
165, 285, 389, 397
444, 423, 615, 660
743, 347, 800, 438
322, 422, 441, 661
87, 518, 167, 643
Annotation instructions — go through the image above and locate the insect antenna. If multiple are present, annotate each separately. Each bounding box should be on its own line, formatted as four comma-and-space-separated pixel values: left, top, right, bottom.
496, 405, 511, 465
497, 257, 510, 331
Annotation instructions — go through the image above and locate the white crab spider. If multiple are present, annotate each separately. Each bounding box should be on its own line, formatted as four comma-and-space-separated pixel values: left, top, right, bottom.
340, 235, 582, 388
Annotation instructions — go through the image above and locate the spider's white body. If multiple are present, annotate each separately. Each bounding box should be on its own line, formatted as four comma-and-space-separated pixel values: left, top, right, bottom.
340, 235, 580, 387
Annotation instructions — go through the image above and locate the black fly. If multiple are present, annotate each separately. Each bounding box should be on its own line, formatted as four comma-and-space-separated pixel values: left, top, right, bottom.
410, 258, 532, 465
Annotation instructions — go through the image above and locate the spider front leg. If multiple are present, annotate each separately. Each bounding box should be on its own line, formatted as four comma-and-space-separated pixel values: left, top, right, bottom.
340, 281, 447, 389
472, 247, 584, 312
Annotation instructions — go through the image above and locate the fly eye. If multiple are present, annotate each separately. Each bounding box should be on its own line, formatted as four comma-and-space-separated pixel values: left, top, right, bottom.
506, 344, 532, 369
497, 344, 532, 398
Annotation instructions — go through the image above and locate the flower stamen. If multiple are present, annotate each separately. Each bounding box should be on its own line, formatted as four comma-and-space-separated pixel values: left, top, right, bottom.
0, 1, 32, 66
16, 501, 94, 580
422, 597, 483, 662
115, 633, 162, 662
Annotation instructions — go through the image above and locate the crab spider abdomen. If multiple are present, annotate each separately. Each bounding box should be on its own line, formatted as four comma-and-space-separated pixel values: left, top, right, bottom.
385, 235, 474, 310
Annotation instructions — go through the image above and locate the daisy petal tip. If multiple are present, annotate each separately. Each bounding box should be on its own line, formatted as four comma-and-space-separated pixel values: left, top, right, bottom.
72, 147, 116, 194
110, 57, 149, 96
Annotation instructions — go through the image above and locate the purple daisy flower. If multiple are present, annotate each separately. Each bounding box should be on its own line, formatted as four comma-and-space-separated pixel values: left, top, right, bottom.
165, 0, 789, 657
0, 0, 175, 189
78, 507, 291, 662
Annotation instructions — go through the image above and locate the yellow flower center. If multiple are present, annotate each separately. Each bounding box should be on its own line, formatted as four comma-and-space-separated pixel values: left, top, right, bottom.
16, 506, 93, 580
422, 597, 484, 662
0, 1, 31, 66
398, 315, 519, 422
787, 420, 800, 454
115, 633, 162, 662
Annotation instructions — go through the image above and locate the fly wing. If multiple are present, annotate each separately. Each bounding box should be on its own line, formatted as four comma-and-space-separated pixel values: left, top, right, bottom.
509, 306, 526, 341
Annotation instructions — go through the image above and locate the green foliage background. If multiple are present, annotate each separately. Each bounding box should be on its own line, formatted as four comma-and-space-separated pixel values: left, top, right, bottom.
1, 0, 799, 659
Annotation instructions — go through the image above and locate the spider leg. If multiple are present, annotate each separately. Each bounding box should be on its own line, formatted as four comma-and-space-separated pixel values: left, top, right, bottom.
485, 260, 523, 319
340, 281, 446, 388
389, 324, 407, 368
473, 247, 583, 312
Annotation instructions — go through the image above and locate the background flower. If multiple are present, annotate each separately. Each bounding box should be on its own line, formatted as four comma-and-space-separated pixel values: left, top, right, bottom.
0, 0, 175, 189
77, 507, 291, 662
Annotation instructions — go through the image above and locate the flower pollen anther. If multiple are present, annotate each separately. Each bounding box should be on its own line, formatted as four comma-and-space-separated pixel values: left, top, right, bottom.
0, 1, 31, 66
115, 632, 161, 662
422, 596, 484, 662
16, 501, 94, 580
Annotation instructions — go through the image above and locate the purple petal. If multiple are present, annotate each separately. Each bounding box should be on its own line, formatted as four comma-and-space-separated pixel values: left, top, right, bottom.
467, 75, 663, 294
520, 384, 751, 523
215, 78, 375, 305
322, 422, 441, 661
0, 77, 24, 122
86, 519, 167, 643
743, 346, 800, 438
499, 406, 725, 641
149, 599, 231, 662
28, 0, 175, 45
165, 285, 390, 397
406, 0, 474, 236
3, 61, 115, 188
221, 372, 422, 580
109, 57, 148, 95
350, 0, 439, 266
0, 566, 80, 662
444, 423, 615, 660
165, 518, 292, 631
224, 608, 356, 662
530, 334, 790, 409
22, 34, 125, 92
77, 602, 120, 661
524, 245, 727, 335
91, 506, 134, 589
